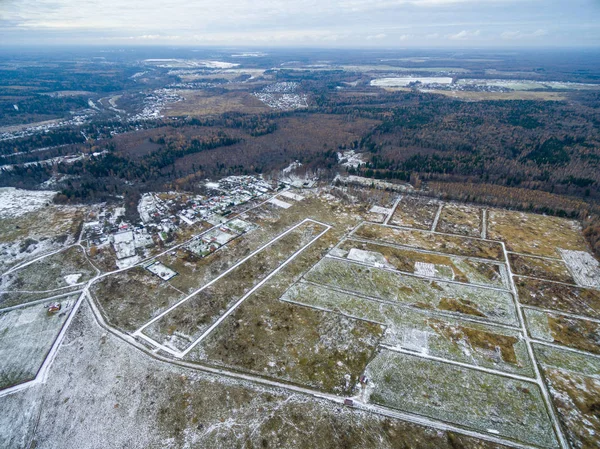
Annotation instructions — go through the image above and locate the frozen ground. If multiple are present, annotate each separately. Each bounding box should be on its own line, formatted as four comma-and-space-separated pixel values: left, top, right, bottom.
560, 249, 600, 289
0, 188, 56, 219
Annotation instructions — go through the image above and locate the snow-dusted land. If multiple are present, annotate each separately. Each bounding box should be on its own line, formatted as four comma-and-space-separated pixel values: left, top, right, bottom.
0, 188, 56, 219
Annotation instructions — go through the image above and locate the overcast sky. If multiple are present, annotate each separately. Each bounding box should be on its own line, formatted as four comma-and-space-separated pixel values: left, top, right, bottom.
1, 0, 599, 48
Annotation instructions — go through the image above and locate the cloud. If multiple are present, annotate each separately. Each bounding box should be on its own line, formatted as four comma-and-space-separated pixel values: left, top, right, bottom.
447, 29, 481, 40
501, 29, 547, 40
366, 33, 387, 40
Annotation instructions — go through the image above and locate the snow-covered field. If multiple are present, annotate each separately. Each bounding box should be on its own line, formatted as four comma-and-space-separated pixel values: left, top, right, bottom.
371, 77, 453, 87
560, 249, 600, 289
146, 262, 177, 281
0, 188, 56, 219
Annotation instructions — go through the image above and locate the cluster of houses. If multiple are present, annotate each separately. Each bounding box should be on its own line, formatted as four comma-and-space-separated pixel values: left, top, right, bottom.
81, 175, 273, 269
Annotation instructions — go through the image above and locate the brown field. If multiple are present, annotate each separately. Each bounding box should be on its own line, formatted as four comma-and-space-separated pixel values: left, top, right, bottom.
91, 267, 183, 332
338, 238, 506, 287
354, 223, 504, 260
390, 196, 439, 229
488, 210, 588, 258
166, 90, 269, 117
517, 278, 600, 319
509, 253, 575, 283
437, 203, 482, 237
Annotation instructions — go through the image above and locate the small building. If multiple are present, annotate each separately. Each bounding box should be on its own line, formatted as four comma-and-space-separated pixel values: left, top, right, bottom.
344, 399, 354, 407
359, 375, 368, 385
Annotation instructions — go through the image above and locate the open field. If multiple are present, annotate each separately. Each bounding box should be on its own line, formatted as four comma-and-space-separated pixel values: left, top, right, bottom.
337, 238, 508, 288
0, 293, 78, 389
389, 196, 440, 229
525, 308, 600, 355
283, 281, 533, 377
365, 350, 557, 448
354, 223, 504, 260
488, 210, 588, 258
516, 277, 600, 319
304, 257, 518, 326
437, 203, 483, 237
509, 253, 575, 283
166, 90, 269, 117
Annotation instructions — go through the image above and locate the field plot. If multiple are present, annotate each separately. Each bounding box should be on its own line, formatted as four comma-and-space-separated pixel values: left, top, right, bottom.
509, 253, 575, 283
0, 247, 95, 308
559, 249, 600, 289
304, 258, 518, 326
436, 203, 482, 237
365, 350, 558, 448
165, 90, 269, 117
0, 294, 78, 389
91, 267, 184, 332
389, 196, 440, 229
525, 308, 600, 355
516, 278, 600, 319
535, 345, 600, 449
282, 282, 533, 376
354, 223, 504, 260
141, 221, 328, 353
337, 239, 508, 288
488, 210, 588, 258
196, 297, 383, 395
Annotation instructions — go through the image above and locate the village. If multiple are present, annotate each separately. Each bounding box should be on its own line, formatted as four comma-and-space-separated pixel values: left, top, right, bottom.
81, 175, 274, 269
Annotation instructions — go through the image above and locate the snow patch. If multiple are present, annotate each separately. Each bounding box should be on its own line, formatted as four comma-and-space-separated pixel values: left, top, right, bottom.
268, 198, 292, 209
0, 188, 56, 219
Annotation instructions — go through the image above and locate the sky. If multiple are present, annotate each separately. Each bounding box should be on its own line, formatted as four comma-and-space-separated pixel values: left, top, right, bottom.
1, 0, 599, 48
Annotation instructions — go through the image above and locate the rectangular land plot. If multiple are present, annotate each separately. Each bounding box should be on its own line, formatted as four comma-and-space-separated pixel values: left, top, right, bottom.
282, 282, 534, 377
337, 239, 508, 288
389, 196, 440, 229
366, 350, 558, 448
509, 253, 575, 284
488, 210, 588, 258
192, 297, 383, 396
0, 294, 78, 389
535, 345, 600, 449
559, 249, 600, 289
304, 257, 519, 326
516, 277, 600, 319
141, 221, 328, 353
524, 308, 600, 355
354, 223, 504, 260
436, 203, 483, 237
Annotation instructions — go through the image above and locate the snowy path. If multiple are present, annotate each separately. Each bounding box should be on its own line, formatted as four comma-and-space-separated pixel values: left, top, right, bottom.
501, 241, 569, 449
431, 203, 443, 232
481, 209, 487, 239
383, 196, 402, 225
